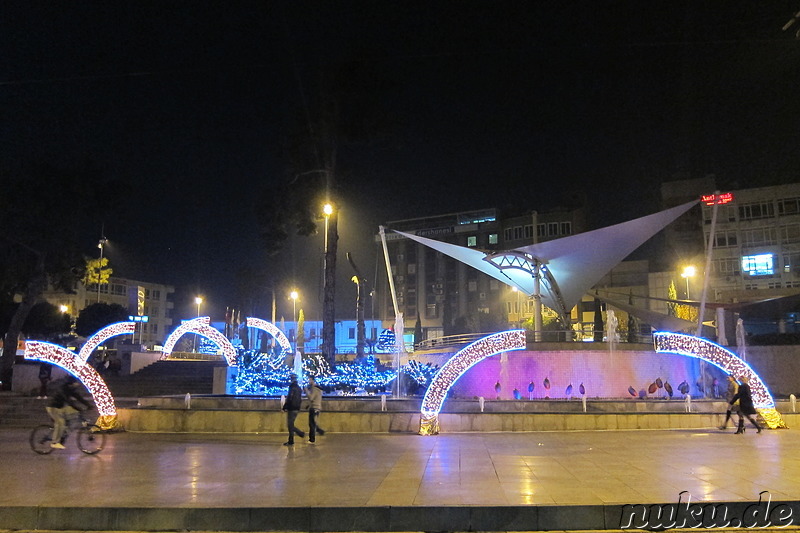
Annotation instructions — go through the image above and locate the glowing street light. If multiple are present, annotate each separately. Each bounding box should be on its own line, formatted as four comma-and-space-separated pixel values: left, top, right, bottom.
681, 266, 696, 299
194, 296, 203, 352
59, 304, 69, 314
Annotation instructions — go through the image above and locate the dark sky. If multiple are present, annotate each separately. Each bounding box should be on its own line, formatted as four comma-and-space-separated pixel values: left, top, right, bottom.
2, 1, 799, 322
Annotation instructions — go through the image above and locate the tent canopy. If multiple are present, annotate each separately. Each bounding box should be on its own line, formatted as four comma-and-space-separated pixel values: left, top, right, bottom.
393, 200, 698, 318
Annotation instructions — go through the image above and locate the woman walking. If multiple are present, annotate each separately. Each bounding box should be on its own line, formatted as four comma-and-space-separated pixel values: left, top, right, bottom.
729, 376, 762, 434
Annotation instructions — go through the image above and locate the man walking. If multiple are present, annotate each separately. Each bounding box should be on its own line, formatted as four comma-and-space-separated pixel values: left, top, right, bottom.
282, 373, 305, 446
305, 375, 326, 443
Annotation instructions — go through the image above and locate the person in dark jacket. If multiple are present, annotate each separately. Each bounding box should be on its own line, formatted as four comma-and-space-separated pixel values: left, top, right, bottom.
282, 373, 305, 446
729, 376, 762, 434
46, 375, 91, 449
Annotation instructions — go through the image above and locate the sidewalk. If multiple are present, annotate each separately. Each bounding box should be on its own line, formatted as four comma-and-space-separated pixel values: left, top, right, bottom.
1, 427, 798, 531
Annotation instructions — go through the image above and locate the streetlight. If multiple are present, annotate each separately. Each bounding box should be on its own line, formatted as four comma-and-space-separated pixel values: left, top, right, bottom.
290, 290, 299, 351
96, 235, 107, 303
681, 266, 696, 299
194, 296, 203, 352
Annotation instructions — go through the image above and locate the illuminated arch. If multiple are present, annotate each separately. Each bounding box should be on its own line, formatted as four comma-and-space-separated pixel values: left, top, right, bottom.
78, 321, 135, 364
653, 332, 786, 429
245, 317, 291, 354
419, 329, 526, 435
25, 341, 120, 430
161, 316, 238, 366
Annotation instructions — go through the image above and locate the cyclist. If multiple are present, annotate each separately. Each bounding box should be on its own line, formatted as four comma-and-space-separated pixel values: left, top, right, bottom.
46, 375, 90, 449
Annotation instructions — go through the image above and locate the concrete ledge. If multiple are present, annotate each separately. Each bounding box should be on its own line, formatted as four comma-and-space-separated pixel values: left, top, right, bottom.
7, 502, 800, 531
117, 407, 795, 433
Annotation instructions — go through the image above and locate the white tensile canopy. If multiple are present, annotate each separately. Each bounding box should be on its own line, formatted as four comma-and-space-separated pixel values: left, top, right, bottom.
392, 200, 698, 326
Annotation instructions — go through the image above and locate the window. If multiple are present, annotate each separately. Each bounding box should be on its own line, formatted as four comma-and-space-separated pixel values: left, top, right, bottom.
524, 225, 533, 239
784, 252, 800, 273
742, 254, 775, 276
781, 224, 800, 244
548, 222, 558, 236
513, 226, 523, 239
467, 236, 477, 247
739, 201, 775, 220
741, 227, 777, 247
714, 258, 741, 275
151, 290, 161, 300
488, 233, 498, 244
778, 197, 800, 216
560, 222, 572, 235
408, 263, 417, 274
504, 228, 513, 241
537, 224, 546, 238
714, 230, 738, 247
468, 281, 477, 292
348, 328, 355, 339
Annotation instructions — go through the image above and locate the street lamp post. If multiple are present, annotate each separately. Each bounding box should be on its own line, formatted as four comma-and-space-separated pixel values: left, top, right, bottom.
194, 296, 203, 352
681, 266, 696, 299
290, 290, 299, 351
96, 236, 107, 303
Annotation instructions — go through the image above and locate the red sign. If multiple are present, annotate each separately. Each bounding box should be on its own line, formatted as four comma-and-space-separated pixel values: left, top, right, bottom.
701, 192, 734, 206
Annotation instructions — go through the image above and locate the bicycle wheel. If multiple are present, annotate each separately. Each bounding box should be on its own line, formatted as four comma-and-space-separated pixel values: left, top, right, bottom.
77, 425, 106, 454
30, 425, 55, 455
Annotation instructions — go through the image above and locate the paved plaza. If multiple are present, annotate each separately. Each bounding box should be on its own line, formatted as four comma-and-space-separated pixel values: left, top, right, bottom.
1, 427, 800, 531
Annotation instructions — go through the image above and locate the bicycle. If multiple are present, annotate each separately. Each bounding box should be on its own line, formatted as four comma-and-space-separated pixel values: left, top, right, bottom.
29, 412, 106, 455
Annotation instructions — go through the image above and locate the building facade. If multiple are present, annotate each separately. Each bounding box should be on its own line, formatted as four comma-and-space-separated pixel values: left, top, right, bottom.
42, 276, 175, 348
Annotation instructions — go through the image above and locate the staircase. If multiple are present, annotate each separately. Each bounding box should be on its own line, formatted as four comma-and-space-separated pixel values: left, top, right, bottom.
103, 360, 227, 398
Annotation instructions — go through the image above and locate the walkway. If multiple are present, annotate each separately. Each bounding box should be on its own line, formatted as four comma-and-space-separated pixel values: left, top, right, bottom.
1, 427, 799, 531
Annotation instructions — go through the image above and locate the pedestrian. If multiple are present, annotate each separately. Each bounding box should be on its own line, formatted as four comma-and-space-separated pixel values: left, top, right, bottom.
282, 373, 305, 446
305, 375, 326, 443
729, 376, 762, 434
718, 375, 739, 430
37, 362, 52, 399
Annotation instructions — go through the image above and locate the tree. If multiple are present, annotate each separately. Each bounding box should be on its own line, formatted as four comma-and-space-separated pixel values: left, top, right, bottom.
82, 256, 112, 288
255, 56, 396, 368
75, 303, 129, 338
22, 302, 71, 341
0, 163, 124, 389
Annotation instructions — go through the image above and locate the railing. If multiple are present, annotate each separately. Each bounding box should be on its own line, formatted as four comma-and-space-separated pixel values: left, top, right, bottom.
415, 330, 655, 351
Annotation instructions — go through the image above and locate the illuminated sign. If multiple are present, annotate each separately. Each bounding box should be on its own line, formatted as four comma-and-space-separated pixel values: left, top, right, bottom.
128, 315, 149, 322
701, 192, 734, 206
742, 254, 774, 276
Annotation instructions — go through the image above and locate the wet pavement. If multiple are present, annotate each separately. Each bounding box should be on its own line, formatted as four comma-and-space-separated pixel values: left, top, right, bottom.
2, 427, 799, 531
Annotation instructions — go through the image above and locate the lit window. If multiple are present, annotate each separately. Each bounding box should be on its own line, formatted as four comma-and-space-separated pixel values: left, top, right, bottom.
742, 254, 774, 276
467, 236, 477, 247
488, 233, 498, 244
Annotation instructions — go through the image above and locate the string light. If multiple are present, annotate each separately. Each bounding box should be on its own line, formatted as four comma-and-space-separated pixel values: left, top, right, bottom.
78, 321, 135, 364
161, 316, 238, 366
25, 341, 119, 429
419, 329, 526, 434
653, 332, 786, 429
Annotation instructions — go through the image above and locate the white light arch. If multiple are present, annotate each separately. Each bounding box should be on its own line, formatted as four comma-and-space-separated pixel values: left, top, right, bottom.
653, 332, 786, 428
419, 330, 526, 435
25, 341, 120, 430
245, 317, 291, 355
161, 316, 238, 366
78, 321, 135, 364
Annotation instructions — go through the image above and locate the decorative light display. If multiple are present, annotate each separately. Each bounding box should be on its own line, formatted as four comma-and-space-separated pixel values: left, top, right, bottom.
161, 317, 238, 366
419, 329, 526, 435
232, 349, 440, 397
78, 321, 135, 364
653, 332, 786, 429
25, 341, 119, 430
245, 317, 291, 367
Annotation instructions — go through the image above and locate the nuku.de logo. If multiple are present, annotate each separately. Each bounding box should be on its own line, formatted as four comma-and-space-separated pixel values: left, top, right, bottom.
620, 491, 794, 529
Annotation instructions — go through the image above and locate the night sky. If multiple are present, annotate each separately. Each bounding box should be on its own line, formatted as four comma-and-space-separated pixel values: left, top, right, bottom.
2, 1, 799, 323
